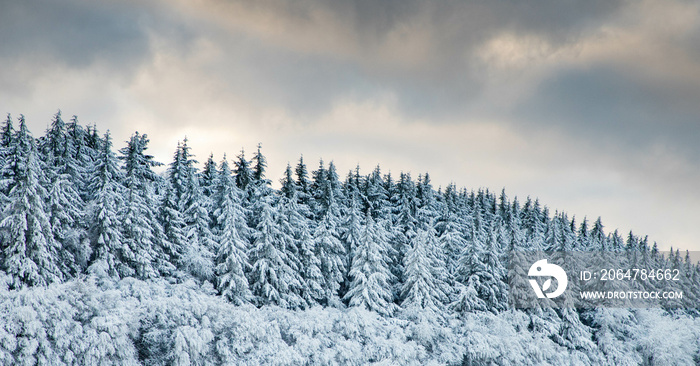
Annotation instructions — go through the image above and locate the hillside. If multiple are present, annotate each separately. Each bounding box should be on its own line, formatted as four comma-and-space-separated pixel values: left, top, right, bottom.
0, 112, 699, 365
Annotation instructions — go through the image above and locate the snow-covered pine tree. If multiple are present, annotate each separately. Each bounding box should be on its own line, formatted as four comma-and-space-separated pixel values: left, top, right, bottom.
1, 115, 62, 288
39, 111, 90, 277
436, 207, 468, 280
294, 155, 313, 207
181, 144, 216, 282
118, 132, 170, 279
281, 163, 323, 305
480, 226, 508, 311
252, 143, 269, 188
46, 162, 89, 277
278, 192, 319, 308
454, 212, 506, 313
522, 197, 546, 251
65, 115, 95, 200
590, 217, 606, 251
388, 173, 417, 294
234, 149, 253, 194
415, 172, 441, 225
167, 140, 188, 208
577, 217, 590, 250
248, 195, 305, 309
344, 211, 396, 316
159, 181, 186, 266
364, 165, 389, 219
0, 114, 12, 219
339, 192, 363, 298
40, 111, 67, 166
0, 113, 12, 152
401, 227, 448, 313
313, 209, 345, 307
306, 160, 346, 305
86, 131, 125, 278
163, 140, 201, 277
200, 153, 218, 198
213, 155, 252, 305
311, 159, 327, 218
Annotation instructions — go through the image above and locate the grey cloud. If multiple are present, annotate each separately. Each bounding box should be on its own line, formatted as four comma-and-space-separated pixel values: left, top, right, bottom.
173, 0, 626, 117
0, 0, 204, 99
1, 1, 148, 69
509, 65, 700, 164
0, 0, 630, 119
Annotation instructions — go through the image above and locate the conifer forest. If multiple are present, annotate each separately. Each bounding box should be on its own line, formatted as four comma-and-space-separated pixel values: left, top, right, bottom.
1, 112, 699, 365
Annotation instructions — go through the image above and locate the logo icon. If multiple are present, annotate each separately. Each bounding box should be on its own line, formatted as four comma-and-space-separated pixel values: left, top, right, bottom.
528, 259, 568, 299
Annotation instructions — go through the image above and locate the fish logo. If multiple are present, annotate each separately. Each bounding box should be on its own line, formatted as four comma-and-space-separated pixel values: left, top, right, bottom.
528, 259, 568, 299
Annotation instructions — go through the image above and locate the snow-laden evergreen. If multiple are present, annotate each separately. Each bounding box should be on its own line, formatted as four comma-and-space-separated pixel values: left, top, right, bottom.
118, 132, 169, 279
86, 131, 125, 278
401, 227, 448, 313
213, 156, 251, 305
1, 116, 62, 287
248, 196, 305, 309
345, 212, 396, 316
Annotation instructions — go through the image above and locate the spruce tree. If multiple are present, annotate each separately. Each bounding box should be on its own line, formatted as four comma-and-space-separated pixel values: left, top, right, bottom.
118, 132, 169, 279
344, 212, 396, 316
401, 228, 448, 312
158, 183, 186, 272
313, 211, 346, 306
86, 131, 125, 278
295, 155, 312, 206
1, 115, 62, 287
200, 153, 218, 198
248, 196, 305, 308
214, 156, 251, 304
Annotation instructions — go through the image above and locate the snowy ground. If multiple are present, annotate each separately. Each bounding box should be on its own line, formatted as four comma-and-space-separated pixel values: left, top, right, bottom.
0, 275, 698, 365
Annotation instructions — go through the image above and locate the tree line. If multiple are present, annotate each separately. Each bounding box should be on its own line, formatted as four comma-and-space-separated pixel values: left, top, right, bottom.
1, 112, 697, 316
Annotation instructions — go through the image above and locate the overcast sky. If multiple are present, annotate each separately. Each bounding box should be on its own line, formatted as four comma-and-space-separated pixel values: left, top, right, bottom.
1, 0, 699, 251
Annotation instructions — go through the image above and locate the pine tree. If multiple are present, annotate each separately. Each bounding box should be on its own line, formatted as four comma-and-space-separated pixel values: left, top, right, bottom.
86, 131, 125, 278
590, 217, 606, 250
167, 140, 188, 208
280, 163, 297, 199
295, 155, 312, 206
65, 116, 94, 199
313, 211, 346, 306
213, 156, 251, 304
159, 185, 186, 268
344, 212, 396, 316
401, 228, 448, 312
365, 165, 388, 219
0, 113, 13, 149
252, 143, 268, 185
118, 132, 169, 279
182, 174, 216, 281
200, 153, 218, 198
40, 111, 67, 166
437, 207, 468, 279
277, 191, 318, 307
234, 149, 253, 192
165, 138, 215, 280
340, 193, 363, 298
46, 165, 89, 277
480, 227, 508, 311
0, 114, 13, 219
248, 197, 305, 308
577, 217, 590, 250
1, 115, 62, 287
39, 111, 90, 276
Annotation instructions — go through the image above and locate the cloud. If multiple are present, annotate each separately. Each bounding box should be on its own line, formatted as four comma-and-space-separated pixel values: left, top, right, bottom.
1, 0, 699, 251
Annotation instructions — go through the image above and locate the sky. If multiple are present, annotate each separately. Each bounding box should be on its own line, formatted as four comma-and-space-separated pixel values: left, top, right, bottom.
1, 0, 699, 251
